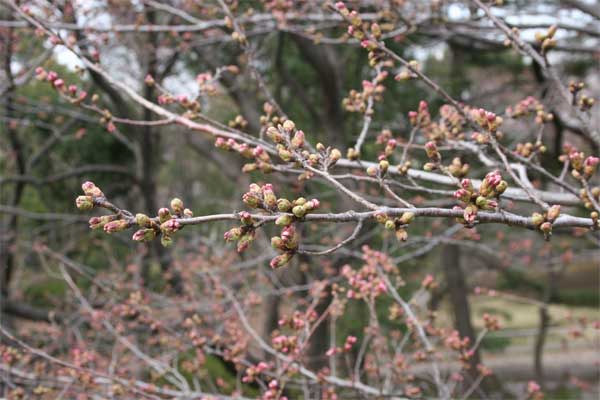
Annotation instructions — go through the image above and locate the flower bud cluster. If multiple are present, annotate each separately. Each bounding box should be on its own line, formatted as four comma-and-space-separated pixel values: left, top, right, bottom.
341, 246, 400, 300
482, 313, 500, 331
326, 335, 357, 356
374, 211, 415, 242
506, 96, 553, 124
453, 172, 507, 225
531, 204, 561, 239
471, 108, 503, 133
342, 74, 387, 113
35, 67, 89, 105
534, 24, 557, 54
408, 100, 431, 128
196, 72, 218, 95
394, 59, 420, 81
514, 141, 546, 158
560, 144, 599, 182
215, 137, 273, 174
242, 362, 269, 383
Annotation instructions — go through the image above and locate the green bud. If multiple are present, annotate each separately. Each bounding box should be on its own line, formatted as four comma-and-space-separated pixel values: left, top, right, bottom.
277, 198, 292, 212
292, 205, 306, 218
170, 198, 184, 215
136, 213, 152, 227
384, 219, 396, 230
275, 214, 294, 226
271, 236, 285, 250
531, 212, 544, 226
158, 208, 171, 223
399, 212, 415, 225
293, 197, 307, 206
495, 180, 508, 195
161, 234, 173, 247
76, 195, 94, 211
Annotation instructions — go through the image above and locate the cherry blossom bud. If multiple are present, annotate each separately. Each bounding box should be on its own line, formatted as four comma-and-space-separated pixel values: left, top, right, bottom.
463, 204, 478, 224
495, 180, 508, 195
395, 228, 408, 242
461, 179, 473, 192
161, 235, 173, 247
170, 198, 184, 215
239, 211, 253, 225
384, 219, 396, 230
271, 236, 285, 251
136, 213, 152, 227
399, 212, 415, 225
330, 148, 342, 165
267, 126, 284, 143
277, 198, 292, 212
304, 199, 320, 211
184, 208, 193, 218
276, 214, 294, 226
454, 189, 470, 203
584, 156, 599, 177
161, 219, 181, 234
237, 231, 255, 252
262, 184, 277, 209
158, 208, 171, 223
347, 147, 359, 160
76, 195, 94, 210
144, 74, 155, 86
291, 130, 305, 149
379, 159, 389, 175
282, 120, 295, 133
242, 192, 261, 209
132, 229, 156, 242
103, 219, 129, 233
366, 166, 378, 176
270, 252, 294, 268
292, 205, 306, 218
89, 215, 116, 229
82, 181, 104, 197
540, 221, 552, 235
423, 163, 436, 171
531, 212, 544, 226
546, 205, 561, 222
224, 227, 242, 242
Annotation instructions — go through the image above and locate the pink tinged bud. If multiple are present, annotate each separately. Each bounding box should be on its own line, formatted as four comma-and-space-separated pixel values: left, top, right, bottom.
161, 219, 181, 234
270, 252, 294, 269
158, 207, 171, 223
144, 74, 155, 86
585, 156, 599, 167
454, 189, 470, 203
81, 181, 104, 197
47, 71, 58, 82
68, 85, 78, 95
53, 79, 64, 89
291, 130, 305, 149
239, 211, 253, 225
132, 228, 156, 242
461, 179, 473, 191
103, 219, 129, 233
335, 1, 346, 10
419, 100, 428, 112
463, 205, 478, 224
224, 227, 242, 242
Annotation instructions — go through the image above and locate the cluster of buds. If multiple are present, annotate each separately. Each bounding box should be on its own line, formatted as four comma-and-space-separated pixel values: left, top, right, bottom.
134, 198, 192, 247
325, 335, 358, 357
560, 144, 599, 181
228, 114, 248, 130
482, 313, 501, 331
421, 274, 438, 290
444, 330, 471, 352
471, 108, 503, 133
568, 81, 596, 111
215, 138, 273, 174
531, 205, 561, 239
241, 183, 281, 211
342, 75, 387, 113
224, 211, 257, 253
262, 379, 288, 400
394, 59, 420, 81
271, 334, 298, 355
453, 172, 507, 225
242, 362, 269, 383
514, 141, 547, 158
534, 24, 557, 54
342, 246, 400, 300
196, 72, 218, 95
75, 181, 105, 212
278, 310, 317, 331
375, 211, 416, 242
446, 157, 470, 178
408, 101, 431, 129
376, 129, 398, 157
506, 96, 553, 124
36, 67, 89, 105
270, 224, 299, 268
439, 104, 466, 140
